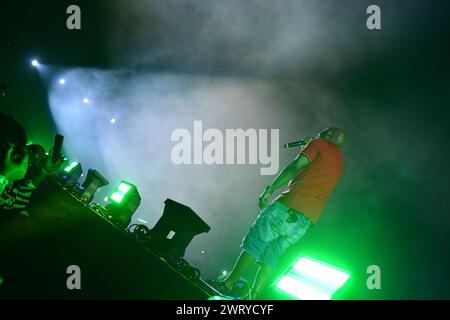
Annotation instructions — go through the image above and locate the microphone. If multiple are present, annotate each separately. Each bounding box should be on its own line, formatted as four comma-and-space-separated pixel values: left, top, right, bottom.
284, 137, 313, 148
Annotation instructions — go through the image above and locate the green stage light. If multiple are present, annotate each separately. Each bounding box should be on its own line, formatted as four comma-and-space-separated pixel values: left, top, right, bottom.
106, 180, 141, 228
110, 182, 132, 203
56, 161, 82, 188
276, 275, 331, 300
64, 161, 79, 173
207, 296, 232, 301
293, 257, 350, 289
276, 257, 350, 300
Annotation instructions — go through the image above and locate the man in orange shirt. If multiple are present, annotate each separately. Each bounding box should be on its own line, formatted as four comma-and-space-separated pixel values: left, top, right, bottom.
210, 127, 346, 299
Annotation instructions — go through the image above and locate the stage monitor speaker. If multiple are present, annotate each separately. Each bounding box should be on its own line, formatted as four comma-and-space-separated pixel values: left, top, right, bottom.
149, 199, 210, 258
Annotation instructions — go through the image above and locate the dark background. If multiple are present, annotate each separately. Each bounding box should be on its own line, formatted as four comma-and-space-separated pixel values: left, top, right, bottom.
1, 0, 450, 299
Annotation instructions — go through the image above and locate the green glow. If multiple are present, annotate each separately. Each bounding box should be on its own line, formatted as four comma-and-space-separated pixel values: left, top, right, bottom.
293, 257, 350, 289
208, 296, 232, 300
110, 181, 132, 203
276, 275, 331, 300
64, 162, 79, 173
276, 256, 350, 300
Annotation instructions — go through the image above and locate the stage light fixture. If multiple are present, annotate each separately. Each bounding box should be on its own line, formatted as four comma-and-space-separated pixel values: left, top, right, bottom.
76, 169, 109, 203
106, 180, 141, 228
110, 181, 132, 203
59, 78, 66, 85
31, 59, 39, 67
275, 257, 350, 300
83, 98, 90, 104
208, 296, 232, 301
110, 118, 116, 124
64, 161, 79, 173
56, 161, 82, 188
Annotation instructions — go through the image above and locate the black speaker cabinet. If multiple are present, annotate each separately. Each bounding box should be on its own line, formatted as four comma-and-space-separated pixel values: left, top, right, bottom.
149, 199, 211, 258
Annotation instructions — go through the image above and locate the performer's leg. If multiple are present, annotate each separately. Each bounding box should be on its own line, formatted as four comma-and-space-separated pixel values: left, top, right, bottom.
209, 202, 283, 295
251, 263, 275, 299
223, 250, 257, 290
250, 208, 312, 298
225, 202, 283, 290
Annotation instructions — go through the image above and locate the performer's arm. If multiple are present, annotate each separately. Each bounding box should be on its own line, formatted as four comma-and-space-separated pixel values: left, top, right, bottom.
259, 153, 310, 208
266, 153, 310, 193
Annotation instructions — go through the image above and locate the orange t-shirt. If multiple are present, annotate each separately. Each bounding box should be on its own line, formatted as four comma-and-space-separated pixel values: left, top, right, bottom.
275, 138, 344, 224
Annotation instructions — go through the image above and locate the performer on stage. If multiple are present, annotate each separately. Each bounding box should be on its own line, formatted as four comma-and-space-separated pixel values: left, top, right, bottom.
210, 127, 346, 299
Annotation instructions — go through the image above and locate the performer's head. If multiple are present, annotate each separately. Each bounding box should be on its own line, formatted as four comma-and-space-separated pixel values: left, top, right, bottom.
317, 127, 346, 148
